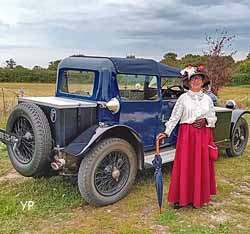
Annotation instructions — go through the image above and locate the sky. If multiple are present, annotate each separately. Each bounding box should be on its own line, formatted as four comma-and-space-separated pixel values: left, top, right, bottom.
0, 0, 250, 68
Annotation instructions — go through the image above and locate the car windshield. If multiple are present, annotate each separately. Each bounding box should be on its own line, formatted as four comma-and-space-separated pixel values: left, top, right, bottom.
60, 69, 96, 97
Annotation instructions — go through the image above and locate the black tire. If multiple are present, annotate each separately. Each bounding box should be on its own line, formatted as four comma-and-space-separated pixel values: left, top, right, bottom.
78, 138, 137, 206
6, 102, 52, 177
226, 117, 249, 157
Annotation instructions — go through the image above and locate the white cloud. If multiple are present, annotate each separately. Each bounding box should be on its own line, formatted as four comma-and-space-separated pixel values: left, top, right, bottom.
0, 0, 249, 68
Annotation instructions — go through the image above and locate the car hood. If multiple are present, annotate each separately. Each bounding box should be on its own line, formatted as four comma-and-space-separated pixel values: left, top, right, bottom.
18, 96, 97, 109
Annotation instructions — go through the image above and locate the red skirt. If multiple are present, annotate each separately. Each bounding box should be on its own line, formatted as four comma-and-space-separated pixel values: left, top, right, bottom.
167, 124, 216, 208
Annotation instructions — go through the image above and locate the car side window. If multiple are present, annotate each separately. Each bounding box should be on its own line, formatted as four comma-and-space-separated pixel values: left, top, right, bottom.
117, 74, 158, 101
60, 70, 96, 97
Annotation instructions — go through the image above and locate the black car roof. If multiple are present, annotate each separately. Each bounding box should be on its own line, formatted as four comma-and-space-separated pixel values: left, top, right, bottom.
110, 57, 181, 77
59, 56, 181, 77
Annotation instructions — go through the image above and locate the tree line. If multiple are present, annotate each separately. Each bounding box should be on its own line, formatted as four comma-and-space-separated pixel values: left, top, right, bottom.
0, 60, 60, 83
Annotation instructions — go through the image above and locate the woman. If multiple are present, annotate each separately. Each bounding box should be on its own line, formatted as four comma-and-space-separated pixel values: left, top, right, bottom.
157, 65, 217, 209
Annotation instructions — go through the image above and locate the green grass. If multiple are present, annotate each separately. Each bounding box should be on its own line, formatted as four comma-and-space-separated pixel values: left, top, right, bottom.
0, 146, 250, 234
0, 176, 82, 234
156, 208, 231, 234
0, 143, 11, 176
157, 209, 177, 224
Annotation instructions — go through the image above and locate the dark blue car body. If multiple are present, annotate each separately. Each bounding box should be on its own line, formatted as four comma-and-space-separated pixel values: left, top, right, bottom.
56, 56, 181, 153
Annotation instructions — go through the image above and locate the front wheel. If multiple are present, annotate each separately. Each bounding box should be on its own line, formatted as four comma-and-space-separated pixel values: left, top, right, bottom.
226, 117, 249, 157
78, 138, 137, 206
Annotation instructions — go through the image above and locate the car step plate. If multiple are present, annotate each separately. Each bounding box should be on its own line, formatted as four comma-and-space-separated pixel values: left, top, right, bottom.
144, 147, 176, 168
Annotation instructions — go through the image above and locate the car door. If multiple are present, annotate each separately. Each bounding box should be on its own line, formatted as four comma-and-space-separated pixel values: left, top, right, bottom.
117, 74, 162, 150
160, 77, 184, 146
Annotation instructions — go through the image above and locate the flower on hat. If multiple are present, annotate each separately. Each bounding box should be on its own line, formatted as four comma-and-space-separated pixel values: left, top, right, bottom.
180, 65, 205, 79
180, 66, 197, 78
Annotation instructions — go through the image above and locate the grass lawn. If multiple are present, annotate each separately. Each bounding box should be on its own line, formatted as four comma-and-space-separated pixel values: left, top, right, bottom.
0, 83, 250, 234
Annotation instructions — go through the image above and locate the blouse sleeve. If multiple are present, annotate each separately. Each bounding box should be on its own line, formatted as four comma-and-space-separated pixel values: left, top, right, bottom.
206, 98, 217, 128
164, 95, 184, 136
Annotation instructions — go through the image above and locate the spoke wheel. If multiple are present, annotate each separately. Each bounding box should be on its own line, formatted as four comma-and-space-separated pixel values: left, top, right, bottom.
226, 117, 249, 157
94, 151, 130, 196
78, 138, 137, 206
232, 126, 247, 153
12, 117, 35, 164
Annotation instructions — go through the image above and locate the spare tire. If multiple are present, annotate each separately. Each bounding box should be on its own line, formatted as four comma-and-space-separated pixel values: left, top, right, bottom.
6, 102, 52, 177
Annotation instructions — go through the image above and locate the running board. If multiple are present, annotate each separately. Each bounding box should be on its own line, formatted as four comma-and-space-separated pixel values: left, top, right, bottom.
144, 147, 176, 168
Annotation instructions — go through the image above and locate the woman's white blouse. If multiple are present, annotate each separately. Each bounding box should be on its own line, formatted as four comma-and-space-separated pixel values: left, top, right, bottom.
164, 90, 217, 136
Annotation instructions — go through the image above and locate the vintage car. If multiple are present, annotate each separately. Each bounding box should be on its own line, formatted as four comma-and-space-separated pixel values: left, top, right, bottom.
0, 56, 249, 206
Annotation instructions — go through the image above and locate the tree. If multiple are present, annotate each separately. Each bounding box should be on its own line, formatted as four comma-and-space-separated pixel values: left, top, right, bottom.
5, 58, 16, 69
163, 52, 177, 60
32, 65, 43, 70
48, 60, 61, 70
204, 29, 236, 57
203, 29, 236, 95
160, 52, 178, 67
126, 55, 136, 59
71, 54, 85, 57
239, 60, 250, 74
15, 65, 25, 69
179, 54, 204, 68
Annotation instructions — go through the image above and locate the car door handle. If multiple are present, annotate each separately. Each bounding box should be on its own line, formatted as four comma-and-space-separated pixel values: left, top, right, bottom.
161, 114, 167, 122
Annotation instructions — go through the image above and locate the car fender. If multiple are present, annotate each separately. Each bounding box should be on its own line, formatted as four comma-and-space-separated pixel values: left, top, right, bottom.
63, 123, 144, 170
230, 109, 250, 138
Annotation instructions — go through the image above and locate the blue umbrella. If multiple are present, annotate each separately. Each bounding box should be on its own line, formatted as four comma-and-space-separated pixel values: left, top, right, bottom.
152, 137, 164, 213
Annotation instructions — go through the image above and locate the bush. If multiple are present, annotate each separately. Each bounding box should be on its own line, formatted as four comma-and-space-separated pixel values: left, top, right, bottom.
239, 60, 250, 74
230, 73, 250, 85
0, 68, 56, 83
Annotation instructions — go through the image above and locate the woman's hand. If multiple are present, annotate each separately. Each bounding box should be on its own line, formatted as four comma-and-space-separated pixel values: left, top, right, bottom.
156, 132, 168, 142
192, 118, 207, 128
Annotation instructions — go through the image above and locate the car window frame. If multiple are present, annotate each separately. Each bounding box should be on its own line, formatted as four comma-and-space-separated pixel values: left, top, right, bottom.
116, 73, 161, 103
57, 68, 99, 101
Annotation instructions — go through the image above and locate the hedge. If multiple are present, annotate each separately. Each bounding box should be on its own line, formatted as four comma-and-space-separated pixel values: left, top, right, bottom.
230, 73, 250, 85
0, 68, 56, 83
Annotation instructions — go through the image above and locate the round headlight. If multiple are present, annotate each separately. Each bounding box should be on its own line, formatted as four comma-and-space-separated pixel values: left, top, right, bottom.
225, 100, 236, 109
106, 97, 120, 114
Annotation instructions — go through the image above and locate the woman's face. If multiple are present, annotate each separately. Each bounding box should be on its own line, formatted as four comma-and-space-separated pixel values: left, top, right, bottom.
188, 75, 204, 92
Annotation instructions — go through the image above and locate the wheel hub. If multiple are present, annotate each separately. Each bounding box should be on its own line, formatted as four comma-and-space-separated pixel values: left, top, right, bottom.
112, 167, 120, 182
94, 151, 130, 196
23, 132, 33, 140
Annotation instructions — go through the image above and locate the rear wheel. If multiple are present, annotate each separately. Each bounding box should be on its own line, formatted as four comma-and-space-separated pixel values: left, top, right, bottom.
78, 138, 137, 206
226, 117, 249, 157
6, 103, 52, 177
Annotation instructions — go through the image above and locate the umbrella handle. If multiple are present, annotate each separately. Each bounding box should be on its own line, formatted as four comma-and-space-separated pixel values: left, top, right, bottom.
156, 136, 166, 155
